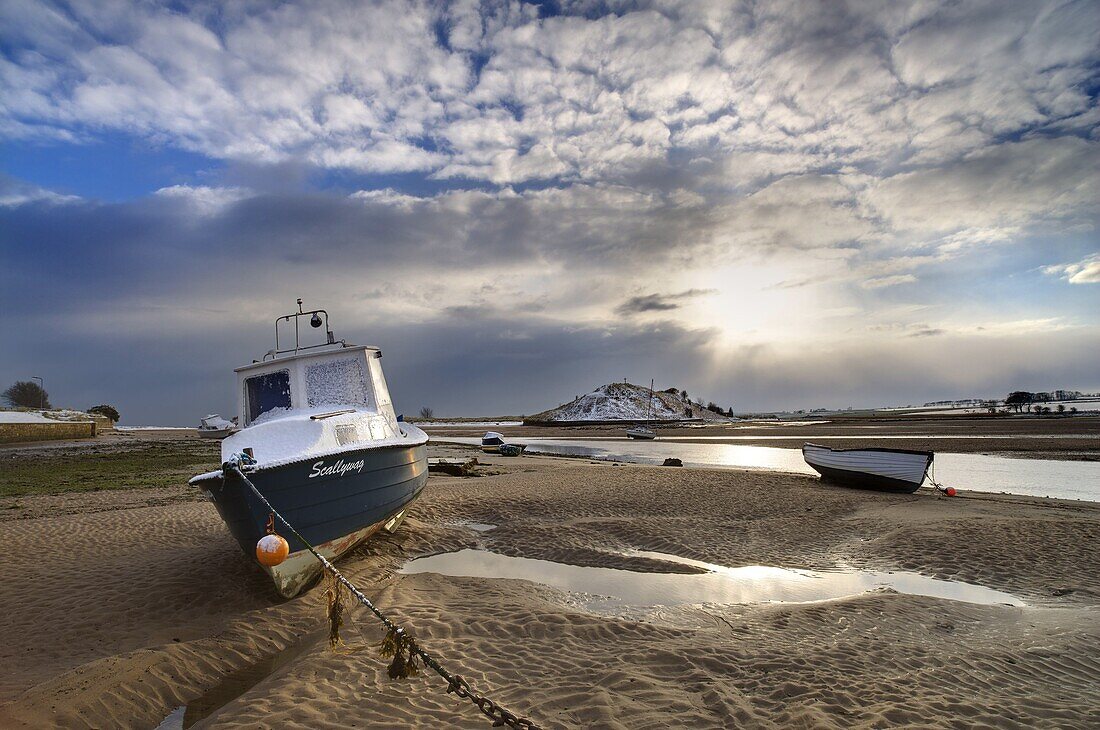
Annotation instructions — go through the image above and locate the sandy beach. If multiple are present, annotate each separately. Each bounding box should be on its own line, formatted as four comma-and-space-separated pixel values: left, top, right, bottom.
1, 432, 1098, 728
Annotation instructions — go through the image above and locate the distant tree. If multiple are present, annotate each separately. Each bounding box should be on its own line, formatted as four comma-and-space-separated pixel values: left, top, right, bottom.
88, 404, 120, 422
726, 407, 734, 417
1056, 404, 1065, 414
1005, 391, 1033, 413
663, 387, 679, 395
1070, 407, 1078, 414
681, 390, 689, 401
2, 381, 51, 409
418, 406, 434, 419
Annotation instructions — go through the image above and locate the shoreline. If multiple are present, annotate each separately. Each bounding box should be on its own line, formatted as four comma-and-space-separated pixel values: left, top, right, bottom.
421, 414, 1100, 460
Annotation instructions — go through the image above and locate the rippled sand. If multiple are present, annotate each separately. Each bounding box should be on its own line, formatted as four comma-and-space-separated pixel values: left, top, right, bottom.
1, 441, 1098, 728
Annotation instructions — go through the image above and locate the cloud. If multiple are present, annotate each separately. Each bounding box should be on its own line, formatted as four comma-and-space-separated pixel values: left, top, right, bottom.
0, 175, 80, 206
616, 288, 717, 315
1044, 254, 1100, 284
864, 137, 1100, 235
2, 0, 1097, 188
868, 322, 944, 338
861, 274, 917, 290
153, 185, 251, 215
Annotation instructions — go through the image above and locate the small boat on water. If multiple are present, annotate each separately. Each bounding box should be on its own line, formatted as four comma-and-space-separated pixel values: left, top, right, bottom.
482, 431, 505, 453
189, 300, 428, 598
802, 443, 933, 493
197, 414, 237, 439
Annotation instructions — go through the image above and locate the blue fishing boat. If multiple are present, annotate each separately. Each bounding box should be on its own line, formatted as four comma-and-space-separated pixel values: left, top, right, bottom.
190, 300, 428, 597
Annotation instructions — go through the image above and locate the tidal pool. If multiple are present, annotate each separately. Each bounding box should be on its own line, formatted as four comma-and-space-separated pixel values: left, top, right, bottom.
400, 548, 1023, 612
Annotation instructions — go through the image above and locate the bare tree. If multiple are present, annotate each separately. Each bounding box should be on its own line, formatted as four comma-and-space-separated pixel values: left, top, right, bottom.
2, 381, 51, 409
418, 406, 434, 419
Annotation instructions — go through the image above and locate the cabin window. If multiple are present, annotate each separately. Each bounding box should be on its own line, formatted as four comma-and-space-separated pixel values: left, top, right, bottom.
306, 356, 372, 408
246, 370, 291, 423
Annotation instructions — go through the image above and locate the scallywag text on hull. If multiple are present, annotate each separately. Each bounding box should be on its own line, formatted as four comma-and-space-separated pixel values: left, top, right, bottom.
309, 458, 366, 479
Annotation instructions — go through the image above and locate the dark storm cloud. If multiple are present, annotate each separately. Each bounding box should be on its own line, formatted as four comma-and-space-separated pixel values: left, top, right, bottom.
0, 296, 721, 424
616, 289, 717, 315
0, 183, 733, 322
907, 327, 945, 338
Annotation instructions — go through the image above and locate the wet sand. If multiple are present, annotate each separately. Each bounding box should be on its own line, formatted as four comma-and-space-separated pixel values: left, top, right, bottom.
1, 436, 1098, 728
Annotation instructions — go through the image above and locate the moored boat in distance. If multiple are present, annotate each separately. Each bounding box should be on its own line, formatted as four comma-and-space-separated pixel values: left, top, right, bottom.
197, 413, 237, 439
625, 425, 656, 440
189, 300, 428, 598
802, 443, 933, 493
482, 431, 505, 453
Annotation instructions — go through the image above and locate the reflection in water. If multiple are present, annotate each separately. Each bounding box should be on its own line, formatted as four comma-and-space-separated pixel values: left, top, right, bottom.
436, 437, 1100, 502
401, 549, 1023, 611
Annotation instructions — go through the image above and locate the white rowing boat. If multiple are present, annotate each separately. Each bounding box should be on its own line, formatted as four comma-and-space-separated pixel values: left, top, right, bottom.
802, 443, 932, 493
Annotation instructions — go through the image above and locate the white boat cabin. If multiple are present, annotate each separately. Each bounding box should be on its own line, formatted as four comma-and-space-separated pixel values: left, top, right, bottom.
223, 345, 408, 466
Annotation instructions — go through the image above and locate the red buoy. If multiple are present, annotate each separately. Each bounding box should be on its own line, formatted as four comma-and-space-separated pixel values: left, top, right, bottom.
256, 533, 290, 566
945, 487, 957, 497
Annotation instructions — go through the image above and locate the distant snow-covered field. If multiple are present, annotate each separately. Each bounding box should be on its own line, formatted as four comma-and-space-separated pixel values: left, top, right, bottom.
0, 411, 55, 423
0, 409, 95, 423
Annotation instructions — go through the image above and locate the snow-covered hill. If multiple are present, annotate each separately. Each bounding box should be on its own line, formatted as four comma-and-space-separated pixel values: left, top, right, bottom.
527, 382, 731, 423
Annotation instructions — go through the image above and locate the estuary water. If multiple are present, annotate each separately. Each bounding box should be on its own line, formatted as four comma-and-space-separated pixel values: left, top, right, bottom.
438, 436, 1100, 502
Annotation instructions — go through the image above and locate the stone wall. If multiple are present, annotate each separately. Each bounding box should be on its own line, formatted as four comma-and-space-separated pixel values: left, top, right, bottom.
88, 413, 115, 432
0, 421, 96, 444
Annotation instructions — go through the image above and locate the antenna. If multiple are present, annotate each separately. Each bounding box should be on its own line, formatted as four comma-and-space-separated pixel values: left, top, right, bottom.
268, 299, 345, 359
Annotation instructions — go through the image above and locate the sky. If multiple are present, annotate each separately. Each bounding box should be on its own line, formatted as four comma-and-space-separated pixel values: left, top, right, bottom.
1, 0, 1098, 424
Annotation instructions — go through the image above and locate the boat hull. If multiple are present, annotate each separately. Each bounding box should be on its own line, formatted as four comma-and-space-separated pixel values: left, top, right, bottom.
802, 443, 931, 494
481, 432, 505, 453
197, 428, 235, 439
193, 442, 427, 597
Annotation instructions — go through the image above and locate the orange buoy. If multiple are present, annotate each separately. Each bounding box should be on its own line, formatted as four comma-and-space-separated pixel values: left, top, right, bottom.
256, 533, 290, 566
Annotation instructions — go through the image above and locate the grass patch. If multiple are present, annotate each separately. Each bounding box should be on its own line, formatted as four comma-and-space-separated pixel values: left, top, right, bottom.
0, 441, 221, 498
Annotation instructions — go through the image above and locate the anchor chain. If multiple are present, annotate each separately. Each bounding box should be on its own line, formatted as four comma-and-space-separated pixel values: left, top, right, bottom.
222, 455, 541, 729
447, 675, 540, 728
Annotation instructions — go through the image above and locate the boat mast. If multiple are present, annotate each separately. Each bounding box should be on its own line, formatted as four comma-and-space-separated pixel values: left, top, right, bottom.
647, 378, 654, 427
